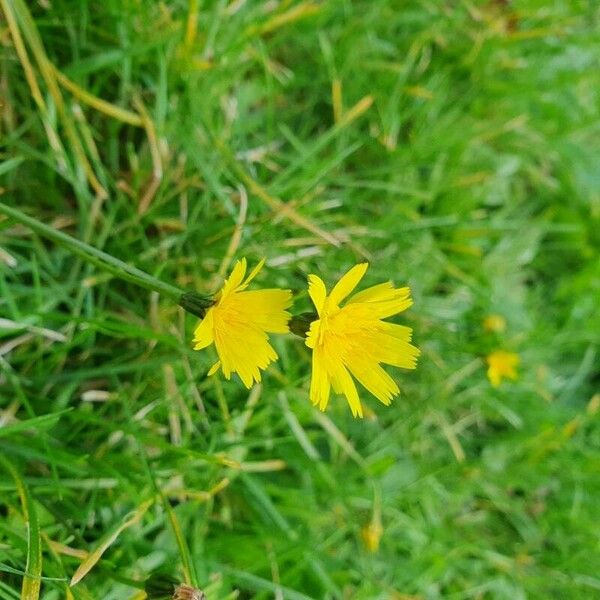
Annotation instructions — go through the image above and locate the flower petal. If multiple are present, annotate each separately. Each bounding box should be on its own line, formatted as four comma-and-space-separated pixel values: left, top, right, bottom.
207, 360, 221, 376
328, 263, 369, 306
347, 281, 394, 303
337, 367, 363, 418
346, 359, 399, 406
309, 345, 331, 411
308, 274, 327, 316
349, 282, 410, 304
373, 324, 420, 369
238, 289, 292, 333
193, 309, 214, 350
349, 284, 413, 318
305, 318, 321, 349
239, 258, 265, 290
325, 349, 363, 418
220, 258, 247, 297
214, 322, 278, 388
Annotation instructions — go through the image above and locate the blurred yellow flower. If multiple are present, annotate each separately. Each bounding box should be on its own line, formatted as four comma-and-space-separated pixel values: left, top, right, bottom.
361, 518, 383, 553
483, 314, 506, 333
305, 263, 420, 417
486, 350, 519, 387
193, 258, 292, 388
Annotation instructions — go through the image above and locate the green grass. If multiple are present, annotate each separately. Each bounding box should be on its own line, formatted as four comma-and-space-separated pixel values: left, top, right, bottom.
1, 0, 599, 598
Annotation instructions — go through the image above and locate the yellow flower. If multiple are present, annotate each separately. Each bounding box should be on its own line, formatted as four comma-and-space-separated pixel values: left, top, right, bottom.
483, 314, 506, 333
486, 350, 519, 387
193, 258, 292, 388
361, 518, 383, 553
305, 263, 420, 417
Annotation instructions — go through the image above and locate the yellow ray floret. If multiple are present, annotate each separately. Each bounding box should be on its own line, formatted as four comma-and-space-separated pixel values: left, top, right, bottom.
486, 350, 519, 387
305, 263, 420, 418
193, 258, 292, 388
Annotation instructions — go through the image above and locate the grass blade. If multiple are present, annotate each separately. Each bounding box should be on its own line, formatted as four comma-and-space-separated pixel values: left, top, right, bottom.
70, 499, 153, 587
0, 457, 42, 600
0, 409, 72, 439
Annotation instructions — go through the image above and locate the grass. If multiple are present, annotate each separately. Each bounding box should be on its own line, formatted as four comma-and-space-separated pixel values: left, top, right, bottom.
1, 0, 599, 598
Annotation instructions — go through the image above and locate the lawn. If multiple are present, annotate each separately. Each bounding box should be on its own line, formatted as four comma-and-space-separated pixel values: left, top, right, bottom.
1, 1, 599, 598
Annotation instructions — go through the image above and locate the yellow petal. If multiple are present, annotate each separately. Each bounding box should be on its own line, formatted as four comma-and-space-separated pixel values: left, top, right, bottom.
328, 263, 368, 306
239, 258, 265, 290
372, 326, 420, 369
238, 289, 292, 333
308, 274, 327, 316
193, 309, 214, 350
369, 296, 413, 319
348, 281, 395, 303
338, 367, 363, 418
220, 258, 247, 297
207, 360, 221, 376
214, 322, 277, 388
324, 349, 363, 418
305, 318, 321, 350
309, 345, 331, 411
346, 358, 399, 406
351, 291, 413, 320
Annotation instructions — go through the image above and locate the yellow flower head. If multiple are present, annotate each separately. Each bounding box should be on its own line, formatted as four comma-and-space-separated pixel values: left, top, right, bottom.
486, 350, 519, 387
193, 258, 292, 388
483, 314, 506, 333
305, 263, 420, 418
361, 518, 383, 553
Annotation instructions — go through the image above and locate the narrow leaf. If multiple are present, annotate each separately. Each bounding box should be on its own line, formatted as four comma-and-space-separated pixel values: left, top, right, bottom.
0, 410, 72, 439
70, 499, 153, 586
0, 457, 42, 600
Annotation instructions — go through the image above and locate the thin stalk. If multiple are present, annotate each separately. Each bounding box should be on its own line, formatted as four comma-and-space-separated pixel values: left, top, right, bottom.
0, 201, 183, 301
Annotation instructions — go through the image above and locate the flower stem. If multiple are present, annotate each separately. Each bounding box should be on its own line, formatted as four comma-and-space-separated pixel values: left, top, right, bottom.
0, 201, 184, 302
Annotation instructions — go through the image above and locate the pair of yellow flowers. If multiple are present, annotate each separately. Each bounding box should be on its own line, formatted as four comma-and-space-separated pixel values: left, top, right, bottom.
193, 259, 420, 417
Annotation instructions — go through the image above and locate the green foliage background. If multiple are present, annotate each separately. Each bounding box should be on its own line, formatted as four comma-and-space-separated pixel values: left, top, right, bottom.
1, 1, 599, 598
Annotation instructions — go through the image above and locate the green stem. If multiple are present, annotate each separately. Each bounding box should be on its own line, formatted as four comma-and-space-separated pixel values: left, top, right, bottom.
0, 201, 184, 301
